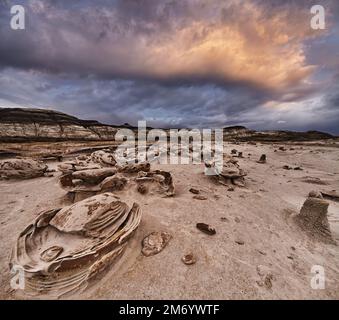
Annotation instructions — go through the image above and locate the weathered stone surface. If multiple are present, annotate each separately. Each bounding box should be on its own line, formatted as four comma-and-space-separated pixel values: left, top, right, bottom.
308, 190, 323, 199
294, 197, 335, 244
142, 232, 172, 257
321, 190, 339, 202
256, 265, 274, 289
205, 156, 246, 187
189, 188, 200, 194
71, 168, 117, 184
193, 195, 207, 200
59, 152, 174, 201
137, 183, 148, 194
10, 193, 142, 297
117, 162, 151, 174
91, 150, 116, 167
196, 223, 216, 235
99, 174, 128, 191
136, 170, 175, 196
0, 158, 48, 179
258, 154, 266, 164
182, 253, 196, 265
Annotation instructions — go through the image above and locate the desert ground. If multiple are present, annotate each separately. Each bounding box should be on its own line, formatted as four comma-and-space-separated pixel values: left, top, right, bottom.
0, 140, 338, 300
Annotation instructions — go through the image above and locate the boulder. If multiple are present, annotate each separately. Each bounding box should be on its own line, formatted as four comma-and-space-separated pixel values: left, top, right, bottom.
294, 197, 335, 244
0, 158, 48, 180
91, 150, 116, 167
10, 193, 142, 297
257, 154, 266, 164
205, 156, 246, 187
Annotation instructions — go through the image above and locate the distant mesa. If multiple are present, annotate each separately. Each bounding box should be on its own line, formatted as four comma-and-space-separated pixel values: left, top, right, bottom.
0, 107, 335, 143
0, 107, 118, 142
223, 125, 248, 131
223, 125, 334, 142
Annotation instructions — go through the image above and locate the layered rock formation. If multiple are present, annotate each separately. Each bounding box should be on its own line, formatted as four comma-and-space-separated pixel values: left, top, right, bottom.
0, 108, 118, 142
0, 107, 335, 143
10, 193, 142, 297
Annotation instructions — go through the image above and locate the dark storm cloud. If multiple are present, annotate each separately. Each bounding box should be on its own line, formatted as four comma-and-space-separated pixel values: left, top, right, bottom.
0, 0, 338, 133
0, 0, 327, 88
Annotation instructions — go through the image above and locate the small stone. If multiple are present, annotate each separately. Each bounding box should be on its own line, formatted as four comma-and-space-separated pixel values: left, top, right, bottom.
189, 188, 200, 194
258, 154, 266, 164
321, 190, 339, 201
264, 274, 273, 289
234, 217, 241, 223
193, 195, 207, 200
220, 217, 229, 222
142, 231, 172, 257
256, 265, 274, 289
308, 190, 323, 199
227, 186, 235, 192
182, 253, 196, 265
235, 240, 245, 245
295, 197, 334, 243
137, 183, 148, 194
196, 223, 216, 235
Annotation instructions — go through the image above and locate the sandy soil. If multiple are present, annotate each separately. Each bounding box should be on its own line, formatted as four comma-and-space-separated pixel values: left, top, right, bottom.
0, 141, 338, 300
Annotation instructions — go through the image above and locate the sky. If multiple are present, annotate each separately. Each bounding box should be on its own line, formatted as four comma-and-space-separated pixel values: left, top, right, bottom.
0, 0, 338, 133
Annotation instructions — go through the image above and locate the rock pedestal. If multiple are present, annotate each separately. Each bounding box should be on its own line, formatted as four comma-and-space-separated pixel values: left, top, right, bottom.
295, 197, 335, 244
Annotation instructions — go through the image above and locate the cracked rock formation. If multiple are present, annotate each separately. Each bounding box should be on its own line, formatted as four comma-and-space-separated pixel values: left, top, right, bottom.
135, 170, 175, 197
59, 151, 174, 202
0, 158, 48, 180
91, 150, 116, 167
205, 156, 246, 187
9, 193, 142, 297
142, 231, 172, 257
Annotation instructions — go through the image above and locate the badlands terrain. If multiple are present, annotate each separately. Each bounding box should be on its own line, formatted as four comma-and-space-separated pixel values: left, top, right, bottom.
0, 108, 338, 300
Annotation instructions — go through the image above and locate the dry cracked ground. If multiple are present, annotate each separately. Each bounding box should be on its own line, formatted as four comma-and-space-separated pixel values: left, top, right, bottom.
0, 141, 338, 300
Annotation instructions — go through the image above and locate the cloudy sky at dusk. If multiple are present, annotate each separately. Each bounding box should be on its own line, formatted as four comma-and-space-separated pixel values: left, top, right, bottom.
0, 0, 338, 133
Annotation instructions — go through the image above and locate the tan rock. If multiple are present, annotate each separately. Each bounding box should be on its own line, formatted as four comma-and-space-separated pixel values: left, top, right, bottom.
10, 193, 142, 297
0, 158, 47, 180
142, 232, 172, 257
295, 197, 335, 244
